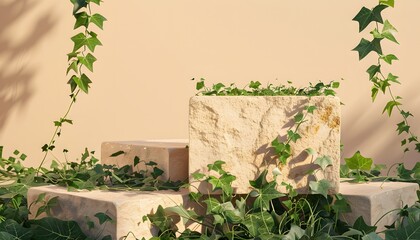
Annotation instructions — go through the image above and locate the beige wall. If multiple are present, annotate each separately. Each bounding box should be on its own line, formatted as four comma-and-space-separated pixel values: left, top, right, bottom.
1, 0, 419, 170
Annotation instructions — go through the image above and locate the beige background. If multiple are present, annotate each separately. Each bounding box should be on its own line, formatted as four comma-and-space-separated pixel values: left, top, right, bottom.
0, 0, 419, 170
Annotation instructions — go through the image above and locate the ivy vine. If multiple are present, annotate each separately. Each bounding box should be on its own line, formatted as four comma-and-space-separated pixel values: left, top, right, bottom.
38, 0, 107, 173
352, 0, 420, 154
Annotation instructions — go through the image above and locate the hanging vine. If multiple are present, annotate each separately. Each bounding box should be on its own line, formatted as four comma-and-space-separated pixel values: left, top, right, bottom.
37, 0, 106, 172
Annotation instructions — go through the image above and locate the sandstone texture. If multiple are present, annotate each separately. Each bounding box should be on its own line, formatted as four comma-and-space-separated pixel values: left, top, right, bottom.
340, 181, 419, 232
189, 96, 340, 194
28, 185, 190, 240
101, 140, 189, 181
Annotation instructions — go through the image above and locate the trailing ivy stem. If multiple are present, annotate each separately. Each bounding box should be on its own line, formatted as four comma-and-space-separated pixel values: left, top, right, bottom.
36, 90, 81, 175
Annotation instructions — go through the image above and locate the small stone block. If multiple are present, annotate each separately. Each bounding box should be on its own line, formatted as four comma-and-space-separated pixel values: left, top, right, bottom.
339, 181, 419, 231
189, 96, 341, 194
101, 140, 189, 181
28, 185, 189, 239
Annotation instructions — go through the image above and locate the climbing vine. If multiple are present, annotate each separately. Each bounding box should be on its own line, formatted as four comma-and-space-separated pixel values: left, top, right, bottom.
352, 0, 420, 154
38, 0, 107, 172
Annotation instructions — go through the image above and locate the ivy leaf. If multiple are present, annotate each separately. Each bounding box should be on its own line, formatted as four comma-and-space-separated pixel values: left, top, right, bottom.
381, 54, 398, 64
340, 164, 350, 177
305, 148, 316, 155
249, 81, 261, 89
380, 0, 394, 7
151, 167, 164, 179
90, 13, 107, 30
352, 5, 387, 32
67, 75, 77, 93
345, 151, 372, 171
243, 211, 274, 237
202, 197, 222, 214
249, 169, 268, 189
78, 53, 97, 72
387, 73, 400, 84
70, 0, 88, 15
94, 212, 112, 225
66, 61, 78, 75
74, 12, 89, 29
332, 193, 351, 213
353, 216, 377, 234
109, 150, 124, 157
352, 38, 382, 60
31, 217, 87, 240
401, 110, 413, 119
305, 105, 317, 113
382, 100, 401, 116
371, 4, 388, 22
382, 20, 399, 44
309, 179, 331, 198
371, 28, 383, 39
287, 130, 301, 143
207, 174, 236, 196
396, 121, 410, 135
371, 87, 379, 101
314, 155, 333, 171
195, 80, 205, 90
283, 224, 305, 240
397, 163, 413, 179
366, 65, 381, 80
67, 51, 79, 61
165, 205, 198, 225
73, 74, 92, 93
71, 33, 87, 52
294, 113, 304, 123
385, 220, 420, 240
352, 7, 373, 32
147, 206, 173, 233
253, 181, 285, 210
207, 160, 226, 175
0, 219, 33, 240
191, 172, 205, 180
416, 143, 420, 152
85, 34, 102, 52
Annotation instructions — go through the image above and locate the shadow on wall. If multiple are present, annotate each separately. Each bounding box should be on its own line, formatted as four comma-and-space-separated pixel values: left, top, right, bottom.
0, 0, 56, 132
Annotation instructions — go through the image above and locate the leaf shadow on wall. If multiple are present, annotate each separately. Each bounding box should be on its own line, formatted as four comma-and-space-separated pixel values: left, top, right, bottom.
0, 0, 56, 132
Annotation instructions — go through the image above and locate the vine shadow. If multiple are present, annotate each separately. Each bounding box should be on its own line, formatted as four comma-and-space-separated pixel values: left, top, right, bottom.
0, 0, 56, 132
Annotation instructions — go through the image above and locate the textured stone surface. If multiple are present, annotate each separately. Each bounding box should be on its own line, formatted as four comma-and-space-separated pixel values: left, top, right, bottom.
340, 181, 419, 231
101, 140, 189, 181
189, 96, 340, 194
28, 185, 189, 240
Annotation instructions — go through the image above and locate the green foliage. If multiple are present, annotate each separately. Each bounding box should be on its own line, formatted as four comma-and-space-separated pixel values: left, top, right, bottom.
0, 147, 184, 239
31, 217, 87, 240
272, 105, 318, 166
193, 78, 341, 97
353, 1, 420, 154
147, 161, 391, 240
37, 0, 107, 177
342, 151, 377, 183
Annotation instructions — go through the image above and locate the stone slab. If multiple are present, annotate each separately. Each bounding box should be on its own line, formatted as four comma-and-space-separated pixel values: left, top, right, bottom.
101, 140, 189, 181
340, 181, 419, 232
189, 96, 340, 194
28, 185, 190, 240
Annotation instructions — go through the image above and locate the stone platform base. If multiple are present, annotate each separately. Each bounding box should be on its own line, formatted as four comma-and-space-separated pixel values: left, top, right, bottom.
101, 140, 189, 181
339, 181, 419, 232
28, 185, 189, 240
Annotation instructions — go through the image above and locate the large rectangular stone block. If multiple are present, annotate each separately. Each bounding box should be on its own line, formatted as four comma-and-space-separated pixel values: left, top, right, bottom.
189, 96, 340, 194
339, 181, 419, 232
101, 140, 189, 181
28, 185, 189, 240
